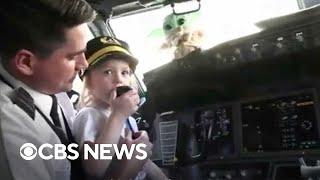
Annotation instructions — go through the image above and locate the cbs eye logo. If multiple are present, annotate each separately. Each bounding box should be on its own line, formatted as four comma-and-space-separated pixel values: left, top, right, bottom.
20, 143, 37, 160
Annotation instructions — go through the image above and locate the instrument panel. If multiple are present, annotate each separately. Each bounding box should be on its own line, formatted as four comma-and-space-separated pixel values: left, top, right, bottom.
241, 91, 320, 154
155, 89, 320, 179
171, 89, 320, 161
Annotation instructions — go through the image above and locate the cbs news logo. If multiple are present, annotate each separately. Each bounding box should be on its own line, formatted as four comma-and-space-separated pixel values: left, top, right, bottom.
20, 143, 148, 160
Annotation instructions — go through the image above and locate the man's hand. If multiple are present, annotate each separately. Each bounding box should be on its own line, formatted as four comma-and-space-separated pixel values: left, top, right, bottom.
116, 129, 153, 179
132, 130, 153, 157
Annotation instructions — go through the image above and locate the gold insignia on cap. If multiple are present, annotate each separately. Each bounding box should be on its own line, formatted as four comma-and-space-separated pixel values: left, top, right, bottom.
100, 37, 108, 44
100, 37, 120, 45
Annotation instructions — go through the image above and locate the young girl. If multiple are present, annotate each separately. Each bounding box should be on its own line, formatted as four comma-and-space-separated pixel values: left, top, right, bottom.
73, 36, 167, 180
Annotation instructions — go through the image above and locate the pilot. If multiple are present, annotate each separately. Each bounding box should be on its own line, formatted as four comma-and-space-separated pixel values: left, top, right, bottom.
0, 1, 95, 180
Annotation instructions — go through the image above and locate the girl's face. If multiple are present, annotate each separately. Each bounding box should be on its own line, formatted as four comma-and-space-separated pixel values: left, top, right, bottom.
87, 59, 132, 103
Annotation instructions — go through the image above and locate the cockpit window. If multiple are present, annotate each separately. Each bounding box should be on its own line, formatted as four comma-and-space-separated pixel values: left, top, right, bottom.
109, 0, 300, 75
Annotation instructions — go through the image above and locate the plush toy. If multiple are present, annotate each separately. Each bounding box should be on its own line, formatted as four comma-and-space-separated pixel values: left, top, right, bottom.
161, 12, 204, 59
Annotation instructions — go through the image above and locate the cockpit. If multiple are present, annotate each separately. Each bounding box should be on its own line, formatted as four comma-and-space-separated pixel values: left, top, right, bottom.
82, 0, 320, 179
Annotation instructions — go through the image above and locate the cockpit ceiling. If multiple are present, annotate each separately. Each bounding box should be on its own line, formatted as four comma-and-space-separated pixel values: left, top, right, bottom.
87, 0, 194, 18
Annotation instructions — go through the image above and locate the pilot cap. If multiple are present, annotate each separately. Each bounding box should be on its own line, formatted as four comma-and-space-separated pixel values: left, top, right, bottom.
81, 36, 138, 78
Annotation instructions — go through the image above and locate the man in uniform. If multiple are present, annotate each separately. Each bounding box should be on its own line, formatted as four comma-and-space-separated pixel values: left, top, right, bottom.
0, 1, 95, 179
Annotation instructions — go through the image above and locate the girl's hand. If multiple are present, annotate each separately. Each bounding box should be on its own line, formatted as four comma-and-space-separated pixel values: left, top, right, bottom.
110, 88, 140, 118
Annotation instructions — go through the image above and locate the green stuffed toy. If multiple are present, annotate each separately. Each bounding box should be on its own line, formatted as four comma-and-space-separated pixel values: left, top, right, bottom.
149, 11, 204, 59
162, 12, 204, 59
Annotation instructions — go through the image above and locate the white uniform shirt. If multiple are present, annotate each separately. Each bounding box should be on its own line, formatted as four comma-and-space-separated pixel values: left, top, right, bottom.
0, 64, 73, 180
73, 107, 145, 179
73, 107, 138, 147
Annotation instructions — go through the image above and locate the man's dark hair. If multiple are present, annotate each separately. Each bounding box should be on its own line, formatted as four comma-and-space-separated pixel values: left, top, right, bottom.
0, 0, 96, 65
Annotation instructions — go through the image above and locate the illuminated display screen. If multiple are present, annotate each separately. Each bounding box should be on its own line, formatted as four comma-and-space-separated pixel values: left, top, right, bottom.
195, 105, 234, 157
241, 91, 320, 153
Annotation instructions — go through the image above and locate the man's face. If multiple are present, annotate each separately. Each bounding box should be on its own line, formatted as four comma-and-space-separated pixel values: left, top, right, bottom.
31, 24, 90, 94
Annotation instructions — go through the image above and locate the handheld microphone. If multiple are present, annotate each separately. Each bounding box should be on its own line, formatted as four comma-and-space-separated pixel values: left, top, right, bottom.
116, 86, 132, 97
116, 86, 146, 107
